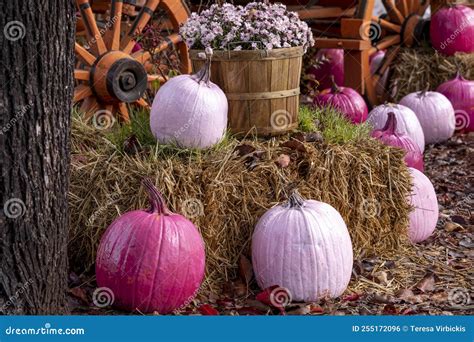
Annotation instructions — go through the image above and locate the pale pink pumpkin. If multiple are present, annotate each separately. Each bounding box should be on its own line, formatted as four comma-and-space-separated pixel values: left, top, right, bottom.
408, 168, 439, 243
150, 48, 228, 149
400, 90, 455, 144
252, 192, 353, 302
96, 179, 205, 314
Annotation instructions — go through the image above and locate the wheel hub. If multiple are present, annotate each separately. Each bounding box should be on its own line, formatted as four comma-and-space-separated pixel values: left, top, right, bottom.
401, 14, 428, 47
91, 51, 147, 104
119, 72, 137, 91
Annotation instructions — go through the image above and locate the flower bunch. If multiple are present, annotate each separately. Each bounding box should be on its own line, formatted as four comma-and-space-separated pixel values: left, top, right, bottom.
180, 2, 314, 51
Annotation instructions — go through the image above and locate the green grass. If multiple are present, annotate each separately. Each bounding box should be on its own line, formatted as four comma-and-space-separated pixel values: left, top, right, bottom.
74, 104, 371, 157
299, 105, 371, 144
104, 108, 232, 157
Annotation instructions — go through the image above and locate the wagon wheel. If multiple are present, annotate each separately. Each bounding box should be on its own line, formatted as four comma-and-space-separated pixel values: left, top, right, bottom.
74, 0, 191, 123
368, 0, 431, 103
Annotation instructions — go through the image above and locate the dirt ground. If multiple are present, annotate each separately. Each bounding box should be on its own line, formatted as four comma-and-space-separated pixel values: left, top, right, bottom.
68, 133, 473, 316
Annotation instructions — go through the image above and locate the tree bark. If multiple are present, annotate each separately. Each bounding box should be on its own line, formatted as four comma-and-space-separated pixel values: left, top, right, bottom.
0, 0, 75, 314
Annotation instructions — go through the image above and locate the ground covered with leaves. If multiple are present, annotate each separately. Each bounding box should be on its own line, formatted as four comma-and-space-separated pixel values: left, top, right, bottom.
67, 131, 472, 316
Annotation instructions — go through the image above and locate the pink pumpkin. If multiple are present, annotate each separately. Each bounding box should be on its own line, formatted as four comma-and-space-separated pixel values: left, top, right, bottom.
430, 5, 474, 56
436, 72, 474, 133
367, 103, 425, 152
372, 112, 424, 171
96, 179, 206, 314
252, 191, 353, 302
408, 168, 439, 243
369, 50, 389, 98
307, 48, 344, 90
314, 77, 368, 124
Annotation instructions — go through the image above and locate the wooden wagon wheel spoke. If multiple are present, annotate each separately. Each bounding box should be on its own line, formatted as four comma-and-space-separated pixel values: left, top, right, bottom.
117, 102, 131, 123
418, 1, 430, 16
74, 69, 90, 81
382, 0, 405, 24
370, 35, 401, 54
131, 50, 151, 64
373, 45, 401, 101
74, 85, 93, 103
412, 0, 421, 14
76, 0, 108, 55
372, 16, 401, 33
81, 97, 100, 120
104, 0, 124, 50
395, 0, 409, 17
120, 0, 162, 54
407, 0, 413, 14
135, 98, 150, 108
153, 33, 182, 54
374, 46, 401, 79
75, 43, 96, 66
147, 74, 166, 83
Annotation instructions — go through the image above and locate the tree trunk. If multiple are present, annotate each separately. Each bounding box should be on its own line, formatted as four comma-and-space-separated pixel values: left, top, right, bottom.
0, 0, 75, 314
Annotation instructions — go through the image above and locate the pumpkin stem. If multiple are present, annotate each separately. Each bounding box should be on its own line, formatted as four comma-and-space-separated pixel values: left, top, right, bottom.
330, 75, 340, 93
454, 70, 466, 81
419, 83, 430, 97
142, 178, 171, 215
193, 47, 213, 85
383, 112, 398, 135
287, 190, 305, 208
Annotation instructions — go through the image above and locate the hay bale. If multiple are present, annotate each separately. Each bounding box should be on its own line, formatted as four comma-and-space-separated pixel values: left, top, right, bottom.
69, 109, 412, 292
390, 47, 474, 101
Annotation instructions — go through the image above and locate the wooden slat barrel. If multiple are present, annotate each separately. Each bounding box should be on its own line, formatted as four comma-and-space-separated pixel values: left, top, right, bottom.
189, 47, 304, 136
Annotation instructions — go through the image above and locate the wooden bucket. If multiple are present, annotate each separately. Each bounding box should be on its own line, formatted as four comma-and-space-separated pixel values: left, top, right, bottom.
189, 47, 304, 136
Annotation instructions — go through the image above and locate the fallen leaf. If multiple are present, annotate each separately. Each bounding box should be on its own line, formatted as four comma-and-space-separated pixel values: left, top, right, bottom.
291, 132, 305, 142
309, 304, 324, 314
401, 308, 417, 315
216, 298, 234, 308
305, 132, 323, 143
382, 304, 398, 315
233, 279, 248, 297
287, 305, 310, 315
68, 272, 81, 287
374, 271, 389, 285
369, 293, 394, 304
451, 215, 467, 225
343, 293, 361, 302
234, 144, 255, 157
239, 255, 253, 284
237, 307, 263, 315
397, 288, 417, 303
256, 285, 291, 314
276, 154, 291, 168
415, 272, 436, 293
68, 287, 89, 304
243, 299, 271, 313
281, 140, 307, 153
445, 221, 463, 232
123, 134, 141, 155
459, 238, 474, 248
198, 304, 220, 315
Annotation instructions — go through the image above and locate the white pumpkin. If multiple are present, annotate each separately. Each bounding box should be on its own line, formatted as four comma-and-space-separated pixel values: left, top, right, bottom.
408, 168, 439, 243
252, 192, 353, 302
150, 48, 228, 149
400, 91, 455, 144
